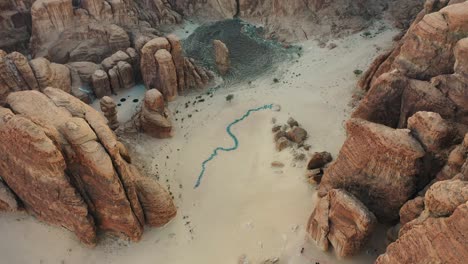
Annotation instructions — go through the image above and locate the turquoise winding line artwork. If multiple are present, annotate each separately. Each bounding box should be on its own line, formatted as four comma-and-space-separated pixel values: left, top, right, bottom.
194, 104, 274, 188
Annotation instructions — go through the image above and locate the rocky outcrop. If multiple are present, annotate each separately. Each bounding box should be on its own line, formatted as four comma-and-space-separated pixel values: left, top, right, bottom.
213, 40, 230, 75
407, 111, 456, 152
0, 51, 76, 105
92, 70, 112, 98
140, 36, 213, 101
0, 0, 32, 53
100, 96, 119, 130
307, 189, 377, 257
135, 89, 173, 138
175, 0, 401, 42
155, 49, 178, 101
318, 118, 425, 222
399, 196, 425, 226
376, 202, 468, 264
28, 0, 182, 63
425, 179, 468, 217
0, 88, 176, 246
377, 178, 468, 264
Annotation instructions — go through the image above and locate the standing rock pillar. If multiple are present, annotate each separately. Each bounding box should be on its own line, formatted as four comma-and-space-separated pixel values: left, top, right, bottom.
100, 96, 119, 130
213, 39, 230, 75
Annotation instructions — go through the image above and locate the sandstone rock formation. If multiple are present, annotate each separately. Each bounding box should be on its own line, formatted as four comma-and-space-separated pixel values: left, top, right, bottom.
1, 51, 75, 105
213, 40, 230, 75
140, 36, 213, 101
0, 88, 176, 245
175, 0, 411, 42
135, 89, 173, 138
314, 1, 468, 262
92, 70, 112, 98
376, 202, 468, 264
0, 180, 20, 212
28, 0, 181, 63
318, 118, 425, 222
307, 189, 377, 257
100, 96, 119, 130
0, 0, 32, 53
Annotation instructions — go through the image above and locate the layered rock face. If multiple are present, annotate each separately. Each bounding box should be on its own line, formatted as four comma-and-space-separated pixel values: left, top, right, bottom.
0, 50, 74, 105
174, 0, 424, 42
140, 35, 213, 101
28, 0, 182, 63
307, 189, 377, 257
307, 0, 468, 261
318, 118, 425, 222
377, 181, 468, 264
0, 88, 176, 246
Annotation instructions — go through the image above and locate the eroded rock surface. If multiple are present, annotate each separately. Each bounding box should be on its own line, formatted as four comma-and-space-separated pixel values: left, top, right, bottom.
135, 89, 173, 139
307, 189, 377, 257
0, 88, 176, 245
318, 118, 425, 221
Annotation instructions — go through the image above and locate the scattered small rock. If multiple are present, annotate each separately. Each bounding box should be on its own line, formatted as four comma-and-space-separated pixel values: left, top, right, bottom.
287, 117, 299, 127
287, 126, 308, 143
262, 257, 280, 264
327, 43, 337, 49
306, 169, 323, 185
307, 152, 332, 170
274, 130, 287, 142
272, 125, 282, 133
276, 137, 290, 151
271, 161, 285, 168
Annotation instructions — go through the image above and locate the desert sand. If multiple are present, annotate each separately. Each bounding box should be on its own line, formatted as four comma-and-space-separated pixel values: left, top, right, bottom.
0, 22, 398, 264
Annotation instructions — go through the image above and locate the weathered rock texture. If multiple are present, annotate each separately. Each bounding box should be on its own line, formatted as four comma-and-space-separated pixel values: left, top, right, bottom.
0, 180, 20, 212
100, 96, 119, 130
315, 1, 468, 262
135, 89, 173, 138
307, 189, 377, 257
28, 0, 182, 63
376, 202, 468, 264
174, 0, 422, 42
0, 50, 77, 105
318, 118, 425, 222
0, 0, 32, 53
140, 36, 213, 101
0, 88, 176, 246
377, 178, 468, 264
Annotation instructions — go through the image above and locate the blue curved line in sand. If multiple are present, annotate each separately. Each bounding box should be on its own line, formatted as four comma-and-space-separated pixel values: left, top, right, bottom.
194, 104, 274, 188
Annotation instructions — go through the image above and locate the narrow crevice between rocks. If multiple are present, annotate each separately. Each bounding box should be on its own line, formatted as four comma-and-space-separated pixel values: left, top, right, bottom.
234, 0, 240, 18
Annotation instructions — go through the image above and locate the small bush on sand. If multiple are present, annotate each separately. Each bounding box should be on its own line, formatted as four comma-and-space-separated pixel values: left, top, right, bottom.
273, 78, 279, 83
226, 94, 234, 102
354, 69, 363, 76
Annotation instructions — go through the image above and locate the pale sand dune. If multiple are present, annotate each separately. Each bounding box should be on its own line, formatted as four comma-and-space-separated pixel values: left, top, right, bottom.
0, 24, 398, 264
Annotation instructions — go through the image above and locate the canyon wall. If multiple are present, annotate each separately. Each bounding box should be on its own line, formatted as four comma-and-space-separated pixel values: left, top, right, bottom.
307, 0, 468, 262
173, 0, 425, 42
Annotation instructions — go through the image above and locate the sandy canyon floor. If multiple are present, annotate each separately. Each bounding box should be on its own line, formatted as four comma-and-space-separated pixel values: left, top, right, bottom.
0, 22, 398, 264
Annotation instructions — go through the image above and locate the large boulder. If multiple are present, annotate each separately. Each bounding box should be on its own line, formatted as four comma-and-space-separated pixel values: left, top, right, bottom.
155, 49, 178, 102
137, 89, 173, 138
319, 118, 425, 221
425, 179, 468, 217
307, 189, 377, 257
407, 111, 455, 152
